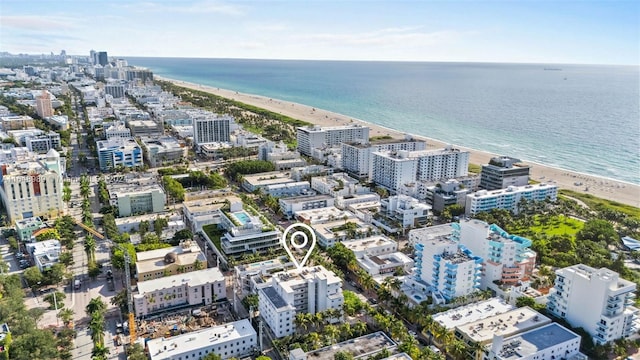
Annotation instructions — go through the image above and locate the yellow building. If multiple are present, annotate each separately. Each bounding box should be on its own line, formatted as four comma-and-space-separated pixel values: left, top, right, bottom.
135, 241, 207, 281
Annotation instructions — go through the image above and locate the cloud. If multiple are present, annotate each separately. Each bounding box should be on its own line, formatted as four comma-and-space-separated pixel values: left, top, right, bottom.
295, 26, 467, 47
122, 0, 245, 15
0, 15, 78, 31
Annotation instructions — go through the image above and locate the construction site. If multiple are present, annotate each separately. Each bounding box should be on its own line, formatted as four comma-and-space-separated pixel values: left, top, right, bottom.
135, 300, 237, 342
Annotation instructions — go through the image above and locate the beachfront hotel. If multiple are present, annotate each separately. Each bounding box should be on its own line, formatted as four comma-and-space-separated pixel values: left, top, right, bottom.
371, 146, 469, 193
258, 265, 343, 338
465, 183, 558, 216
480, 156, 531, 190
547, 264, 638, 345
341, 136, 427, 179
296, 124, 370, 156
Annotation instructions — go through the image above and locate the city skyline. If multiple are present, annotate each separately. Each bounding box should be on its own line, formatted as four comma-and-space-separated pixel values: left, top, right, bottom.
1, 0, 638, 65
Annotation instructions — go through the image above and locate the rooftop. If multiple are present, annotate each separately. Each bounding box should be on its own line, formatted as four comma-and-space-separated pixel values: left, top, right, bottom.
433, 298, 514, 330
261, 286, 292, 311
495, 323, 580, 360
306, 331, 395, 360
147, 319, 256, 360
135, 243, 206, 274
342, 235, 397, 253
456, 306, 551, 344
137, 267, 223, 294
274, 265, 342, 293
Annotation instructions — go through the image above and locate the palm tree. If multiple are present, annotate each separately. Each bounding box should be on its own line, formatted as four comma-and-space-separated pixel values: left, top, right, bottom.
340, 322, 352, 340
323, 324, 340, 345
58, 308, 74, 326
294, 313, 310, 333
353, 321, 368, 336
308, 331, 322, 350
91, 343, 110, 360
447, 339, 468, 360
89, 313, 105, 345
86, 297, 107, 316
468, 341, 485, 360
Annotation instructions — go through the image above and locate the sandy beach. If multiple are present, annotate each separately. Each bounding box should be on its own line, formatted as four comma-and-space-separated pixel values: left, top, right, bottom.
162, 77, 640, 208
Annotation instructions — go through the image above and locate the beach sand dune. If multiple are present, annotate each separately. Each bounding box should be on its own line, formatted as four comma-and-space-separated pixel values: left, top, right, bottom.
164, 77, 640, 208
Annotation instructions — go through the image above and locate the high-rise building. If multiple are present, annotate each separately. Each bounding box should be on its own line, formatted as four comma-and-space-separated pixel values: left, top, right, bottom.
455, 219, 536, 288
97, 51, 108, 66
480, 156, 530, 190
371, 146, 469, 193
412, 225, 482, 303
35, 90, 54, 118
341, 136, 426, 179
465, 183, 558, 216
296, 125, 370, 156
193, 115, 232, 148
258, 266, 343, 337
547, 264, 638, 345
104, 83, 126, 98
0, 149, 64, 222
89, 50, 97, 65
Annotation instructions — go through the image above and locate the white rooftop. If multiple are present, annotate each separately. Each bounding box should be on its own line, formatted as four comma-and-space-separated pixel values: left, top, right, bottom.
137, 267, 224, 294
433, 298, 514, 330
147, 319, 256, 360
456, 306, 551, 344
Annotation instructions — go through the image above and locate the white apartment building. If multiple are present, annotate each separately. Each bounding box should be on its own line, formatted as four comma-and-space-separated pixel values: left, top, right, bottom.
104, 121, 131, 139
147, 319, 257, 360
486, 323, 582, 360
296, 125, 370, 156
182, 197, 230, 233
278, 194, 334, 218
465, 183, 558, 216
371, 147, 469, 193
109, 184, 166, 217
258, 266, 343, 338
46, 115, 68, 130
134, 267, 226, 317
25, 131, 61, 153
97, 137, 143, 171
104, 83, 126, 98
342, 235, 398, 258
25, 239, 61, 271
193, 115, 232, 147
547, 264, 638, 345
413, 228, 482, 303
455, 219, 536, 289
0, 149, 64, 222
341, 136, 427, 179
378, 195, 430, 228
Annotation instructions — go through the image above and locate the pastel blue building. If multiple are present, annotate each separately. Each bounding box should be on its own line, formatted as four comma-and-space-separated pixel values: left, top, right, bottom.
97, 138, 143, 171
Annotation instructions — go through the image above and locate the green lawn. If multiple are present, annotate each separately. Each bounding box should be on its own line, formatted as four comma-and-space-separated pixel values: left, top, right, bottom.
202, 224, 224, 252
559, 189, 640, 219
511, 215, 584, 237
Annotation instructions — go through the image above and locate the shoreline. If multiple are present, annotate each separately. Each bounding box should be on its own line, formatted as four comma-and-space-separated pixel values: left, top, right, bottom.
158, 76, 640, 208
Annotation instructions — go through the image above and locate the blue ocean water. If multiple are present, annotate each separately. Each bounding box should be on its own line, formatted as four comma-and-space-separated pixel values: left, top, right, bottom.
128, 58, 640, 185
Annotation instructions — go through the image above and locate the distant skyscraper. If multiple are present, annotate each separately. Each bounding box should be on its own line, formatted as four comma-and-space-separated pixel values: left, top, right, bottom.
97, 51, 108, 66
89, 50, 97, 65
36, 90, 54, 118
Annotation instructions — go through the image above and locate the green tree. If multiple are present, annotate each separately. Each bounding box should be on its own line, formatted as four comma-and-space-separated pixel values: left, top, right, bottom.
577, 219, 619, 245
43, 291, 66, 310
202, 353, 222, 360
59, 251, 74, 267
334, 351, 354, 360
23, 266, 44, 287
58, 308, 74, 326
126, 343, 147, 360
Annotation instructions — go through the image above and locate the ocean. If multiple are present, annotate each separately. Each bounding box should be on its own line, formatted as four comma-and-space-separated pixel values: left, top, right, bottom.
127, 57, 640, 185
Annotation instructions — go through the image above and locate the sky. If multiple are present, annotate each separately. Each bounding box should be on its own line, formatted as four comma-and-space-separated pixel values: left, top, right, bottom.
0, 0, 638, 65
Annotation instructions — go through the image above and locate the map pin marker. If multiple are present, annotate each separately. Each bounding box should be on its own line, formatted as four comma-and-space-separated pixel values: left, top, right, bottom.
281, 223, 316, 270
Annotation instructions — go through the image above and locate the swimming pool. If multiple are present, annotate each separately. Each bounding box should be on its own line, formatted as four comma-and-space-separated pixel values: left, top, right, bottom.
233, 211, 251, 225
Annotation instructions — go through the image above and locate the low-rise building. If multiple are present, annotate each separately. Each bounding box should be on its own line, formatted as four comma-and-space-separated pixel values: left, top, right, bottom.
376, 194, 430, 229
140, 136, 185, 167
25, 131, 61, 153
289, 332, 397, 360
97, 137, 143, 171
104, 121, 131, 140
15, 216, 45, 241
45, 115, 68, 130
219, 206, 281, 255
25, 239, 60, 271
486, 323, 582, 360
258, 266, 343, 338
465, 183, 558, 216
135, 242, 207, 281
183, 198, 229, 233
146, 319, 257, 360
109, 184, 166, 217
424, 179, 470, 213
358, 252, 414, 276
432, 298, 514, 330
134, 267, 225, 317
0, 115, 34, 130
279, 195, 334, 219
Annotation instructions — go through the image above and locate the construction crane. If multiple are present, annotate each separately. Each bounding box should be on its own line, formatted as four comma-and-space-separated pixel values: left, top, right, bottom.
78, 219, 136, 344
